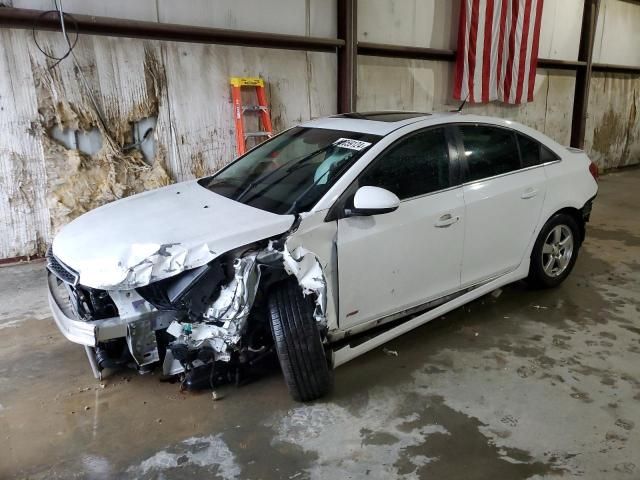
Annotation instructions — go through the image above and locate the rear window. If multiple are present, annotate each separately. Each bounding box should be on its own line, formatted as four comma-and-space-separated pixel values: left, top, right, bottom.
517, 134, 542, 168
517, 133, 559, 167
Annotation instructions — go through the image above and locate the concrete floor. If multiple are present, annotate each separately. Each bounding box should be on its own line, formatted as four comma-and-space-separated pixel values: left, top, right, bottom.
1, 169, 639, 480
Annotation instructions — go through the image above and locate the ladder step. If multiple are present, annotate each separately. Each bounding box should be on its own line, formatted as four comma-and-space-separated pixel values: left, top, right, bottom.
244, 131, 272, 137
242, 105, 268, 112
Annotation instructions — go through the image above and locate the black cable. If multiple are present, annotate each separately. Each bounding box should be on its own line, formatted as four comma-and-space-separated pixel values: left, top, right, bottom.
32, 9, 79, 70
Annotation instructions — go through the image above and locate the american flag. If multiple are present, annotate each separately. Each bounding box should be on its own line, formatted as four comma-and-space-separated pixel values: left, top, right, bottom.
453, 0, 545, 104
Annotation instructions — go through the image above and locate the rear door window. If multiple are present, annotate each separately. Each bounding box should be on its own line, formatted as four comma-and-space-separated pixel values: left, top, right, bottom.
459, 125, 521, 182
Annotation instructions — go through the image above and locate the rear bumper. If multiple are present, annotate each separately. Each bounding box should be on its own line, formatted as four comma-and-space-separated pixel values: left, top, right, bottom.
581, 194, 596, 223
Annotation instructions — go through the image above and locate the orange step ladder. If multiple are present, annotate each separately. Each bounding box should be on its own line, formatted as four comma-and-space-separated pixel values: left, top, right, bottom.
230, 77, 274, 156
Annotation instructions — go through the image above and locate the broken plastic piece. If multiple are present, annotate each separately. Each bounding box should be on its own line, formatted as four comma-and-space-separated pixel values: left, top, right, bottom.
165, 253, 261, 362
281, 245, 327, 325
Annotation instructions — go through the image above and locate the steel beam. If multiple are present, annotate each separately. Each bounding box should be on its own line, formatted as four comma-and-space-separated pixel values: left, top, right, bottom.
358, 42, 456, 62
337, 0, 357, 113
570, 0, 601, 149
0, 7, 344, 52
592, 63, 640, 75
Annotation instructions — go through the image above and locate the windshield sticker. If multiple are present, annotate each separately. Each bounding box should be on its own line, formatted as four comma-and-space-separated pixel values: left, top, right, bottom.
332, 138, 372, 151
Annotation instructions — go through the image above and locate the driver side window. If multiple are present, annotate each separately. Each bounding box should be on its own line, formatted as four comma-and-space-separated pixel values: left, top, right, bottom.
358, 128, 451, 200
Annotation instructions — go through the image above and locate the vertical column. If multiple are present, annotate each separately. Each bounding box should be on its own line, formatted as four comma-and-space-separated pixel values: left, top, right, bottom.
570, 0, 601, 149
337, 0, 357, 113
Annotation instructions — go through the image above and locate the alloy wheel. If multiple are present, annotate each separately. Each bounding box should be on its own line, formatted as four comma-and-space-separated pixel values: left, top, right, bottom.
541, 224, 574, 277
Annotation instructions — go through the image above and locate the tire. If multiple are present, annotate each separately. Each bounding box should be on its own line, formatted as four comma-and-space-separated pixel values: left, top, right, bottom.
267, 278, 332, 401
528, 213, 581, 288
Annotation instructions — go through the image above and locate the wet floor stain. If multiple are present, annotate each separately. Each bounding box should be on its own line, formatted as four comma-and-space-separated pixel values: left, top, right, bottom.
1, 170, 640, 479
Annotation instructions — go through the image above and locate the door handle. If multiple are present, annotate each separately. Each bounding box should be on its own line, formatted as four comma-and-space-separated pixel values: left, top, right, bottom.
435, 213, 460, 228
521, 187, 539, 199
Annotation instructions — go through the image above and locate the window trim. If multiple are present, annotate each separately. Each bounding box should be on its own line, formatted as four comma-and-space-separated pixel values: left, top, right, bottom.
325, 125, 462, 221
450, 123, 561, 186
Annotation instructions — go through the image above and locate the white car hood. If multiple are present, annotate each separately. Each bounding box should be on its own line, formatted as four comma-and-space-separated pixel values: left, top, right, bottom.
52, 180, 295, 290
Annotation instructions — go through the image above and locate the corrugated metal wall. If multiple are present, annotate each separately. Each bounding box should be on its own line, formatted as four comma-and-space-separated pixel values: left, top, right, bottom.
358, 0, 640, 165
0, 0, 638, 259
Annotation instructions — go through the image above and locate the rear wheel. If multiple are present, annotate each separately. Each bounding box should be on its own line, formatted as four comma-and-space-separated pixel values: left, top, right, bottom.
528, 213, 581, 288
268, 278, 332, 401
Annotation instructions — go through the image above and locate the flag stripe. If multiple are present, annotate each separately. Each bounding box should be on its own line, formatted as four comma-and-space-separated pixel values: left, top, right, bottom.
520, 0, 538, 102
474, 0, 487, 103
505, 0, 521, 103
497, 0, 510, 99
454, 0, 544, 104
482, 0, 495, 103
488, 0, 503, 100
527, 0, 544, 101
467, 0, 480, 102
453, 0, 468, 100
515, 0, 533, 103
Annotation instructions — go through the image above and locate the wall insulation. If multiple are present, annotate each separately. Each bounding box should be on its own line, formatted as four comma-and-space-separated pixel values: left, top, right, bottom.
0, 28, 336, 259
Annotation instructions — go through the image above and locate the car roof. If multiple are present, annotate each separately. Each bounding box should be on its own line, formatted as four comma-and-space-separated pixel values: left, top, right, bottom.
300, 111, 437, 136
299, 111, 534, 138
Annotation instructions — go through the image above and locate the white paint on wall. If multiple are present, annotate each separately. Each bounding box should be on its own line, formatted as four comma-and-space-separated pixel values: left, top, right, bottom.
157, 0, 308, 36
358, 0, 460, 50
358, 0, 585, 62
11, 0, 159, 22
310, 0, 338, 38
160, 43, 336, 181
357, 56, 575, 147
0, 29, 50, 259
593, 0, 640, 67
537, 0, 584, 62
10, 0, 337, 39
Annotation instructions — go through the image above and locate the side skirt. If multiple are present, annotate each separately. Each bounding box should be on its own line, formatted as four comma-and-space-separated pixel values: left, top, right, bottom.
331, 262, 529, 368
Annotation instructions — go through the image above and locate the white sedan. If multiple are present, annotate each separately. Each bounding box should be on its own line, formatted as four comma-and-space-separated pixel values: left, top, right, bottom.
47, 111, 598, 401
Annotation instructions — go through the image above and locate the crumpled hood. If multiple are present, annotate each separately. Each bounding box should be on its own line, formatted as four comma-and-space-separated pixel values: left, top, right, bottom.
52, 181, 294, 290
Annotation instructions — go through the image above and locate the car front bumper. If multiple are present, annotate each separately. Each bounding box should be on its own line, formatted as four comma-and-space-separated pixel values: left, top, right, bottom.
48, 272, 173, 347
48, 272, 134, 346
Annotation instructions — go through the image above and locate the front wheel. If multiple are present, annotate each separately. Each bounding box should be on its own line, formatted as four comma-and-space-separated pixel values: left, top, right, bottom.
267, 278, 332, 401
528, 213, 581, 288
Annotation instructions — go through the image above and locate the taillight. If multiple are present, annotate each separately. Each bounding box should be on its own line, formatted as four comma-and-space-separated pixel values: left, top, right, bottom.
589, 161, 599, 181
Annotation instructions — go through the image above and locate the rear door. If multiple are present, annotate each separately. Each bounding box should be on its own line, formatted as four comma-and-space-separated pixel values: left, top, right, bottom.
456, 124, 547, 287
334, 127, 465, 329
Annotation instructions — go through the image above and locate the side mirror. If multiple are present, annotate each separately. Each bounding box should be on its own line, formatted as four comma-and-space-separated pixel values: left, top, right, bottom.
346, 186, 400, 217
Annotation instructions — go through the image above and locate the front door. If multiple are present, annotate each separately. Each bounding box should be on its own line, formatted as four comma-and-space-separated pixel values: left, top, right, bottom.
335, 127, 465, 329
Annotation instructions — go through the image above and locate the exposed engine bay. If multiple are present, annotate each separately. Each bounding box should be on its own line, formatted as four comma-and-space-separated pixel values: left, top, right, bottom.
47, 239, 327, 391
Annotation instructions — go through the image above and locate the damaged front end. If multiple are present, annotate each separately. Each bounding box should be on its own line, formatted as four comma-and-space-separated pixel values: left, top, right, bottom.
47, 240, 328, 389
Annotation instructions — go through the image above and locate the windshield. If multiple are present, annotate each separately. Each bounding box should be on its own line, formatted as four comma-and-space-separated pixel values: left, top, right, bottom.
198, 127, 381, 214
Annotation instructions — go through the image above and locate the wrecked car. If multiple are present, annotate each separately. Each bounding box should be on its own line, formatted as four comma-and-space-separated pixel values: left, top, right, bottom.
47, 111, 598, 401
